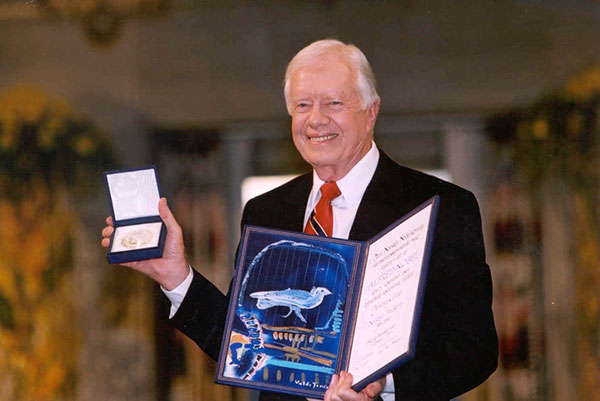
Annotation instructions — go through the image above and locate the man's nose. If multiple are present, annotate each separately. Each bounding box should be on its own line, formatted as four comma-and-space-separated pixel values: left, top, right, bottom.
308, 104, 329, 127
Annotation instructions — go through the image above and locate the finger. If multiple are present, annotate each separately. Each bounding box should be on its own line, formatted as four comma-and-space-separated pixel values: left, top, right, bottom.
324, 374, 339, 401
328, 372, 355, 401
105, 216, 113, 226
365, 383, 383, 398
102, 225, 114, 238
330, 373, 339, 387
101, 237, 111, 249
338, 371, 354, 387
365, 377, 386, 398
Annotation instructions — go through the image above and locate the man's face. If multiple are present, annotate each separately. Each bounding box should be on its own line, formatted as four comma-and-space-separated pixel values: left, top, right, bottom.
289, 54, 379, 181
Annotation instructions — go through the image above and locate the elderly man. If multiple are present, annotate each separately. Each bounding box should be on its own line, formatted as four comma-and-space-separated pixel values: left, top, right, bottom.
102, 39, 497, 401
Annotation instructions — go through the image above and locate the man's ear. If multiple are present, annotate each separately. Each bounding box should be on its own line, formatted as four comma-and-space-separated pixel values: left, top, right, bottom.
366, 100, 380, 133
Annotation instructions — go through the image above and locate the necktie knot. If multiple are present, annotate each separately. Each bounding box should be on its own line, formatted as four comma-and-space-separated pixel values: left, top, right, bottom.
320, 181, 341, 202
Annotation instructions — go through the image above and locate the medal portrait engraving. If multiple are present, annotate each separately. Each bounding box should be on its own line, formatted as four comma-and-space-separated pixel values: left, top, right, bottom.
120, 228, 154, 249
111, 221, 162, 253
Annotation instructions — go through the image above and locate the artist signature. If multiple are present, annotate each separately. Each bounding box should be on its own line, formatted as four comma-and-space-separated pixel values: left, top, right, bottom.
294, 379, 329, 390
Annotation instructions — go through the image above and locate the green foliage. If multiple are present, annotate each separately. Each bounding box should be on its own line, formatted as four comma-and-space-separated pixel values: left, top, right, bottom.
0, 85, 116, 200
0, 290, 14, 330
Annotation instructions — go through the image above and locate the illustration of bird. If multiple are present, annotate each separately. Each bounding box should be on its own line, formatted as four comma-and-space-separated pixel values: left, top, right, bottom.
249, 286, 332, 323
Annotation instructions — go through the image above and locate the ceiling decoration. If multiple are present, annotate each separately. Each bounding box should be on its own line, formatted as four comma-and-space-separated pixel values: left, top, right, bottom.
0, 0, 170, 47
40, 0, 170, 47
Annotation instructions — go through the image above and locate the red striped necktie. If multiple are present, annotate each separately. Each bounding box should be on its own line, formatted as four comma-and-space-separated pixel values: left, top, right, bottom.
304, 181, 341, 237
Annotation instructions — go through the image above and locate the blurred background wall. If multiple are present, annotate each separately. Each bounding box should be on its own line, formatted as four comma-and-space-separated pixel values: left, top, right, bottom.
0, 1, 598, 400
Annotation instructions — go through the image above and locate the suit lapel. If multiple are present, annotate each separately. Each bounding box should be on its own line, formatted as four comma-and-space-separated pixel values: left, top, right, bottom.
278, 173, 313, 232
349, 151, 411, 241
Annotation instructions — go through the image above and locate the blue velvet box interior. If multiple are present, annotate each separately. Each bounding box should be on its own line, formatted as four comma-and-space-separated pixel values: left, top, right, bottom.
104, 166, 166, 264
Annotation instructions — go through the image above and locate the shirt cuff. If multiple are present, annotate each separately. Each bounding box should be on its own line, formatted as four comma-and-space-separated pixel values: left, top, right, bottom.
160, 265, 194, 319
381, 372, 395, 398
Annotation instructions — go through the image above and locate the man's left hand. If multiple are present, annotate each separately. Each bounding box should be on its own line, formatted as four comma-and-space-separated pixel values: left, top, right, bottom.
308, 371, 385, 401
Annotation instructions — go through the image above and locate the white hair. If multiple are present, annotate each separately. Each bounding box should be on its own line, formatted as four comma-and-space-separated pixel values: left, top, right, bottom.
283, 39, 380, 114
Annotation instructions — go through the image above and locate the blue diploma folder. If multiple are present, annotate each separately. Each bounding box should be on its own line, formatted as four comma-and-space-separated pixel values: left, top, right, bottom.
216, 196, 439, 398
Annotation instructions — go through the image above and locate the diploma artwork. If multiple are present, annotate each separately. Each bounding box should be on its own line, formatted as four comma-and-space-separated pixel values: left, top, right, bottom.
216, 197, 440, 398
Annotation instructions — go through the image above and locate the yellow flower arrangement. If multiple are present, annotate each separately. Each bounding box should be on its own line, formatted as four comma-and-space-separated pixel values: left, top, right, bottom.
0, 84, 114, 199
0, 86, 70, 150
565, 65, 600, 102
531, 117, 549, 139
0, 190, 77, 400
488, 64, 600, 189
573, 193, 600, 399
0, 85, 115, 400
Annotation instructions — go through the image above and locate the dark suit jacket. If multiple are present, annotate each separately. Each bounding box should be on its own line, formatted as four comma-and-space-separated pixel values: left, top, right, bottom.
170, 151, 498, 401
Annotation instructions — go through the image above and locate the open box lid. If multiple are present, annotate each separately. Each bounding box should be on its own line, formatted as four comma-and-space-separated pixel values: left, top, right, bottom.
104, 167, 161, 222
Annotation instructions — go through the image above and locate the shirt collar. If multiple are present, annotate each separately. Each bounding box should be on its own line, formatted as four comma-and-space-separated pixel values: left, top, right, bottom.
309, 142, 380, 209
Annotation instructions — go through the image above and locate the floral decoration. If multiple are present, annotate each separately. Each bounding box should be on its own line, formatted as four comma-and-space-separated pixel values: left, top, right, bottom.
0, 84, 114, 400
0, 85, 114, 199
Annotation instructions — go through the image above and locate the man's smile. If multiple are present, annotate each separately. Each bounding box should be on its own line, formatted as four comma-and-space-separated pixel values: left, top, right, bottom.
308, 134, 339, 143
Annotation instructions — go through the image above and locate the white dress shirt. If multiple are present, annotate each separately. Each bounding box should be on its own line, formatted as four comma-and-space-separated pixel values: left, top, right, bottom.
163, 142, 394, 400
303, 142, 378, 239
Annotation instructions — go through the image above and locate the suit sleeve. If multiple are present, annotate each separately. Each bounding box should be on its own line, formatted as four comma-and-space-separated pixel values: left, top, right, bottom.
167, 199, 257, 361
391, 190, 498, 400
168, 268, 229, 361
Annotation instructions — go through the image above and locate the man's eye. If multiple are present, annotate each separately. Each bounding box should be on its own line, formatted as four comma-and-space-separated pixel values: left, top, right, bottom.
330, 101, 343, 107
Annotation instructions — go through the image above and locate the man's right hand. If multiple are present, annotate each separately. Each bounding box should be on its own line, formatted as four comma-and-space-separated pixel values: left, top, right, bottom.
101, 197, 190, 290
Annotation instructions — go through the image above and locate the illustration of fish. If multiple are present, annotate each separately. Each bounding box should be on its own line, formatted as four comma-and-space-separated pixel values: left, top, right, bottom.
249, 287, 332, 323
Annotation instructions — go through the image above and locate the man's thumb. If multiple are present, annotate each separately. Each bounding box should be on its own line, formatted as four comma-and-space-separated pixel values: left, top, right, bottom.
158, 197, 176, 228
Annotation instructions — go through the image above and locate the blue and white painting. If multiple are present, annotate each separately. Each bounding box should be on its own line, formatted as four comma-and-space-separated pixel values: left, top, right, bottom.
222, 229, 359, 394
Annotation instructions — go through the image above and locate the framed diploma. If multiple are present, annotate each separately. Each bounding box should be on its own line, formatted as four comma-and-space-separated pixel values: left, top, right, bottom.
215, 196, 440, 399
104, 166, 167, 264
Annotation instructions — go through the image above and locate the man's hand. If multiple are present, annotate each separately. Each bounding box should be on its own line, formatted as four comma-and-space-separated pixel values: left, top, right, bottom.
101, 197, 190, 290
312, 372, 385, 401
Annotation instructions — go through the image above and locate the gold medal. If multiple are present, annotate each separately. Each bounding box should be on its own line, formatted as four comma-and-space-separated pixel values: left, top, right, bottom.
120, 229, 153, 249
